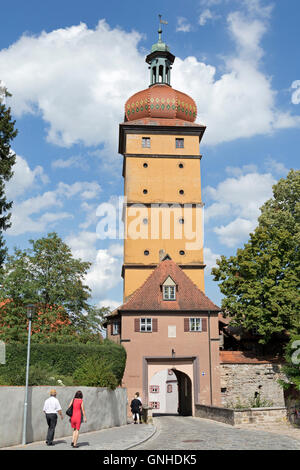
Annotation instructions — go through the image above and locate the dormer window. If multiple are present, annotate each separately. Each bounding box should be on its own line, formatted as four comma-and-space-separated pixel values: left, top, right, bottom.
163, 285, 175, 300
162, 276, 177, 300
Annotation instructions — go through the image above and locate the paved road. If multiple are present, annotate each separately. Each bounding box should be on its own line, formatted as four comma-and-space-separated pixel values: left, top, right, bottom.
133, 415, 300, 450
4, 423, 156, 451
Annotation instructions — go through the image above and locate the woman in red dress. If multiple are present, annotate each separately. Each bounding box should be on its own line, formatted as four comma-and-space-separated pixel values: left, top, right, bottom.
68, 390, 87, 448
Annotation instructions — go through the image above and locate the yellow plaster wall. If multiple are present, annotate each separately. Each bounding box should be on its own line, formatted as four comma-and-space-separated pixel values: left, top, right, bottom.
125, 134, 200, 156
125, 156, 201, 203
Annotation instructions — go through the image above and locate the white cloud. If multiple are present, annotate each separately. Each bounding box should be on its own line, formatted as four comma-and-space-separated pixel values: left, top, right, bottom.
9, 190, 72, 236
204, 247, 220, 272
176, 17, 192, 33
0, 20, 145, 153
172, 8, 300, 145
214, 217, 256, 247
65, 231, 98, 262
6, 154, 49, 199
264, 157, 289, 176
98, 299, 121, 310
56, 181, 101, 200
205, 169, 276, 246
1, 11, 300, 152
291, 80, 300, 105
6, 155, 102, 236
52, 155, 87, 170
85, 249, 122, 300
65, 231, 123, 302
199, 9, 214, 26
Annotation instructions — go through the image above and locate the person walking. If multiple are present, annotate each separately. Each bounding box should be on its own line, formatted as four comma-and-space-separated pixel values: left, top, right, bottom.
43, 389, 63, 446
68, 390, 87, 448
136, 392, 143, 424
130, 393, 142, 424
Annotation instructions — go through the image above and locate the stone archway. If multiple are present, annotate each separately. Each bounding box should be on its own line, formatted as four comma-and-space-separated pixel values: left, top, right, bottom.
144, 357, 198, 416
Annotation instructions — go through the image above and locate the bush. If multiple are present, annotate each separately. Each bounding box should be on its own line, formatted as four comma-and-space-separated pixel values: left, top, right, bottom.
73, 356, 118, 389
0, 340, 126, 386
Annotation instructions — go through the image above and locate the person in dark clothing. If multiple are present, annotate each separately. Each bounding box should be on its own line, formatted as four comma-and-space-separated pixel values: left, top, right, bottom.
130, 393, 142, 424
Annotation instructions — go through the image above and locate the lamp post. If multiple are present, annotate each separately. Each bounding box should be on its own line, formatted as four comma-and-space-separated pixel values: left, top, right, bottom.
22, 304, 36, 445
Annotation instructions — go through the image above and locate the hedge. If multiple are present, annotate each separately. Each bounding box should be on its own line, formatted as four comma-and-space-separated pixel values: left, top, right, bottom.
0, 339, 126, 386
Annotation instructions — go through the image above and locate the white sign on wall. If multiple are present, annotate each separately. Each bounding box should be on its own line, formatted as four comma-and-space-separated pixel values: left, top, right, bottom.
168, 326, 176, 338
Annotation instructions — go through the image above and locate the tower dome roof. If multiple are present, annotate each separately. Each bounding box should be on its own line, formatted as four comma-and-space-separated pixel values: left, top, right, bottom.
125, 84, 197, 122
124, 18, 197, 124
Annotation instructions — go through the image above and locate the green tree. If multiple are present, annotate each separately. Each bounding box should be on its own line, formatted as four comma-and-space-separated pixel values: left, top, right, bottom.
212, 170, 300, 348
0, 85, 17, 267
73, 356, 119, 389
279, 335, 300, 392
0, 232, 106, 343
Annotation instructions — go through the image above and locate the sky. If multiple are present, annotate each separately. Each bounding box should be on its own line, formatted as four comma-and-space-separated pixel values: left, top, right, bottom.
0, 0, 299, 311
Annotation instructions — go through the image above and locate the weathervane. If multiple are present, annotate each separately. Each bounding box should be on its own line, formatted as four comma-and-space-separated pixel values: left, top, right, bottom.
158, 14, 168, 43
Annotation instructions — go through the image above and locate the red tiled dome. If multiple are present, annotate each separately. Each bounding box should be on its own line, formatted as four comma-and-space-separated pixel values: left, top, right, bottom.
125, 84, 197, 123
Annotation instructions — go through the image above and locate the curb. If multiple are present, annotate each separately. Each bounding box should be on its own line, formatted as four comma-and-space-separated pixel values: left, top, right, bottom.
124, 424, 158, 450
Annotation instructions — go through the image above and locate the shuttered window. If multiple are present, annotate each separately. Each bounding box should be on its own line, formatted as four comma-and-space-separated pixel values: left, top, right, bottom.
184, 317, 207, 332
134, 318, 158, 332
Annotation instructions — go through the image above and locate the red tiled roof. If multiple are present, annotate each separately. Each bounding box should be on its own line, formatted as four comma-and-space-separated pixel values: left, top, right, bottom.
119, 257, 220, 312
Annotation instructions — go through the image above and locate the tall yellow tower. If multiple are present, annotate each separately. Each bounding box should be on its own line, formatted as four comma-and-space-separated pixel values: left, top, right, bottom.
119, 26, 206, 302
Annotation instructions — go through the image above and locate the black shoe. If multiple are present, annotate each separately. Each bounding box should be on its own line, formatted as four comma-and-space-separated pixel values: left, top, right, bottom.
71, 442, 74, 447
47, 442, 53, 446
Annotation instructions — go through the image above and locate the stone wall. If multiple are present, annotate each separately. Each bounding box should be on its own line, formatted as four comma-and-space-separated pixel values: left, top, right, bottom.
219, 352, 285, 408
195, 404, 287, 426
0, 386, 127, 448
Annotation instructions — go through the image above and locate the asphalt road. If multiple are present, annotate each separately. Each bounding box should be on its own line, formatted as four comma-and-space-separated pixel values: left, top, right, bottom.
133, 415, 300, 450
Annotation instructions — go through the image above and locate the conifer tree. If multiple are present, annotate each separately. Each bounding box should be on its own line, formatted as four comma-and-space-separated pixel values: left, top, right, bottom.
0, 85, 17, 267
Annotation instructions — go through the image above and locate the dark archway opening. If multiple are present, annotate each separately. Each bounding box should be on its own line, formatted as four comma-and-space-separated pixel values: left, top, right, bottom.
173, 369, 192, 416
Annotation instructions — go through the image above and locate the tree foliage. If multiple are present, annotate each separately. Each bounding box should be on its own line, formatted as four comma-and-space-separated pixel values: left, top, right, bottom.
279, 335, 300, 392
212, 170, 300, 346
0, 232, 109, 343
0, 86, 17, 267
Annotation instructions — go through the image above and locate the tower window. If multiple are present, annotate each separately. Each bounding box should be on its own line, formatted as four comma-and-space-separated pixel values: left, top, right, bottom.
176, 138, 184, 148
163, 285, 176, 300
179, 189, 184, 195
143, 189, 148, 194
179, 218, 184, 224
142, 137, 151, 148
143, 218, 148, 225
167, 384, 173, 393
178, 163, 184, 168
143, 162, 148, 168
144, 250, 149, 256
179, 250, 185, 256
150, 385, 159, 393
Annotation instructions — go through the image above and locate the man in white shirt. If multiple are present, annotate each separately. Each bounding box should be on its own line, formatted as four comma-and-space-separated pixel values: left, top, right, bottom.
43, 389, 63, 446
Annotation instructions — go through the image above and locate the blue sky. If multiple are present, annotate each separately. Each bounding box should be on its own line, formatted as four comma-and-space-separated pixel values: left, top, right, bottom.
0, 0, 299, 310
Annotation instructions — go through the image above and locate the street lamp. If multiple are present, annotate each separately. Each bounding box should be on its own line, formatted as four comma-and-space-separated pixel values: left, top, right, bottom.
22, 303, 37, 445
